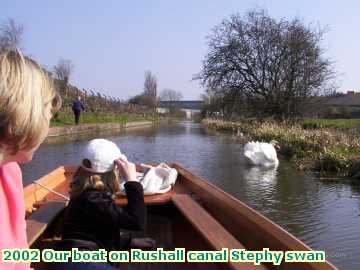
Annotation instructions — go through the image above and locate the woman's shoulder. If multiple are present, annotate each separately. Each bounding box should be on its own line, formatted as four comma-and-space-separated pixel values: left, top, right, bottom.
0, 162, 22, 186
0, 162, 21, 175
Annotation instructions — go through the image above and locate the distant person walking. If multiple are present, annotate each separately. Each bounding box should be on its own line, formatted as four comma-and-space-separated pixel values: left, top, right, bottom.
72, 96, 85, 125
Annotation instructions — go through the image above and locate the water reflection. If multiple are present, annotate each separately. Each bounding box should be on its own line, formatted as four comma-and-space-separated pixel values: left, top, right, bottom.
242, 166, 278, 184
21, 122, 360, 269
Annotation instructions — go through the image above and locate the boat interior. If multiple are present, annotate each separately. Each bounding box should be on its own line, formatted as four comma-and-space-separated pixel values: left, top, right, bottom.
24, 164, 337, 270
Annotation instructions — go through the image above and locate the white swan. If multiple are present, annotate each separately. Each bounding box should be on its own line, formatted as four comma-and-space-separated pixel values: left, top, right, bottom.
243, 140, 279, 168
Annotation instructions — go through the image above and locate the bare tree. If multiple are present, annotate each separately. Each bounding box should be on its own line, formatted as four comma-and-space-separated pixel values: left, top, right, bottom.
54, 59, 73, 82
54, 59, 73, 98
0, 18, 24, 50
160, 89, 183, 102
143, 70, 157, 108
196, 9, 337, 119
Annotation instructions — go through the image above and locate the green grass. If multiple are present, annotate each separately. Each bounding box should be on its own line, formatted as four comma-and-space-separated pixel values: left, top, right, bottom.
302, 118, 360, 128
50, 111, 156, 127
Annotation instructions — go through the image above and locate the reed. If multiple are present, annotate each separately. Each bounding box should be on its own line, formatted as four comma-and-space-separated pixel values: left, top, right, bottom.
202, 118, 360, 175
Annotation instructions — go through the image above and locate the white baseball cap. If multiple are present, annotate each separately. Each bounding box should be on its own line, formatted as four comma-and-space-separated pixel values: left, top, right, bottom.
82, 139, 127, 173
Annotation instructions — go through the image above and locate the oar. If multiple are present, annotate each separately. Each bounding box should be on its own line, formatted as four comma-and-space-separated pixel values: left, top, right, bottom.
32, 180, 70, 201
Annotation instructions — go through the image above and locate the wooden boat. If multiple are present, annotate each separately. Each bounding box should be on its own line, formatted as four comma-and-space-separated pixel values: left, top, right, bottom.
24, 164, 338, 270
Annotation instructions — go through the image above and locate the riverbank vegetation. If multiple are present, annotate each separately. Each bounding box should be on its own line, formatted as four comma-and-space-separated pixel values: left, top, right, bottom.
203, 118, 360, 176
196, 9, 360, 176
50, 111, 157, 126
51, 62, 186, 126
196, 9, 336, 121
48, 80, 159, 127
302, 118, 360, 129
1, 18, 185, 128
50, 59, 160, 127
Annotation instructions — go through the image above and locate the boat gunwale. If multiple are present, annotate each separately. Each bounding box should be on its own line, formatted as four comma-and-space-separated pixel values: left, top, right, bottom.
24, 164, 338, 270
172, 163, 338, 270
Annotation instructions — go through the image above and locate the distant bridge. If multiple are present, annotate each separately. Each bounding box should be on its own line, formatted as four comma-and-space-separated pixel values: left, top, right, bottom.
157, 100, 203, 119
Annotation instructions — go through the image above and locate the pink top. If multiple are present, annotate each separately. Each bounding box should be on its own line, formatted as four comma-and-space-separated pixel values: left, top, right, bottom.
0, 162, 30, 270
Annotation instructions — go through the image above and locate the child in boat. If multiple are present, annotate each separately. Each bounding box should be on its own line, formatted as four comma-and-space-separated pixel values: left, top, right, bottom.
0, 49, 61, 270
59, 139, 155, 255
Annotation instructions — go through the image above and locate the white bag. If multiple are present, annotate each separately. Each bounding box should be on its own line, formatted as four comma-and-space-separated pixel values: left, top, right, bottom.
120, 163, 178, 195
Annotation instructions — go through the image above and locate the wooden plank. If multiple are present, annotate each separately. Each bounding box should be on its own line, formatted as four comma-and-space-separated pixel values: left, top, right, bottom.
26, 201, 67, 246
172, 164, 338, 270
115, 188, 175, 206
172, 194, 266, 270
24, 166, 67, 213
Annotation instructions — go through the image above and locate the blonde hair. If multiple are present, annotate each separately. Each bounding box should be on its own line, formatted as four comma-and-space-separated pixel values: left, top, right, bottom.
0, 49, 61, 154
70, 159, 121, 199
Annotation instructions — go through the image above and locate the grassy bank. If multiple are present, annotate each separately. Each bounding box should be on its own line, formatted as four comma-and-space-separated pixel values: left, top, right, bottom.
202, 118, 360, 176
302, 118, 360, 129
50, 111, 159, 127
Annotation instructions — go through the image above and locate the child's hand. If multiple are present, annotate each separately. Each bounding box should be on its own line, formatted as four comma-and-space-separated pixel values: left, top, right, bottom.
115, 158, 137, 182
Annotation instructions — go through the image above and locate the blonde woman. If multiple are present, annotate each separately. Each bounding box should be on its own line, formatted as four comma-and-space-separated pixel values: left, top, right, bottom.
51, 139, 154, 269
0, 49, 61, 270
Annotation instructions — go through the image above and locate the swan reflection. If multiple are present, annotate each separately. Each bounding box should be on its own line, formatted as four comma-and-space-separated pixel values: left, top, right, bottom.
242, 165, 278, 185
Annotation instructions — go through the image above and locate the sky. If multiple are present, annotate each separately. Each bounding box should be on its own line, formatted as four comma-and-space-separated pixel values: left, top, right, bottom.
1, 0, 359, 100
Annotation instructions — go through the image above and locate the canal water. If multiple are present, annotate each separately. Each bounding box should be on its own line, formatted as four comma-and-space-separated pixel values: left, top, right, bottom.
21, 122, 359, 269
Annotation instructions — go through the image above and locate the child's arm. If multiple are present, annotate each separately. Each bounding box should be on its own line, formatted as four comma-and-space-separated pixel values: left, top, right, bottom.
106, 158, 146, 230
121, 181, 146, 230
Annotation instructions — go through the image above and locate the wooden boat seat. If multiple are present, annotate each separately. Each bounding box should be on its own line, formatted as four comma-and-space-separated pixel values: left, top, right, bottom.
115, 188, 176, 206
171, 194, 266, 270
26, 201, 67, 246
